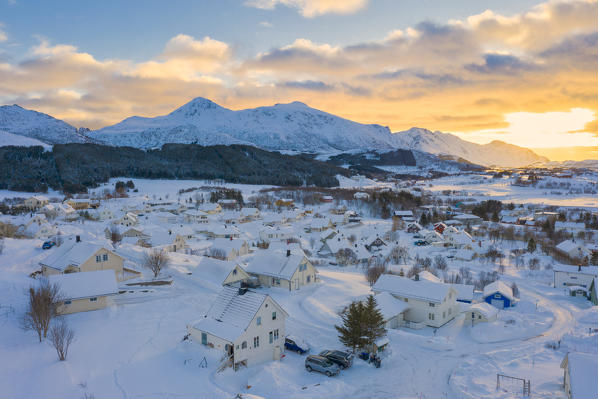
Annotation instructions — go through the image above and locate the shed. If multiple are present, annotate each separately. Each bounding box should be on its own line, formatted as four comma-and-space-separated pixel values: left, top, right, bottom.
464, 302, 498, 325
483, 280, 515, 309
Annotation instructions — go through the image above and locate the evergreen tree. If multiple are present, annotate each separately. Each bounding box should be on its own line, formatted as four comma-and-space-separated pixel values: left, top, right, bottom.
335, 301, 366, 352
527, 237, 537, 253
362, 295, 387, 352
419, 212, 428, 226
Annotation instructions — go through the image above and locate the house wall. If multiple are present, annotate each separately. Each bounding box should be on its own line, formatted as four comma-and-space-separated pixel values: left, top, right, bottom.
289, 259, 317, 290
563, 366, 572, 399
232, 296, 286, 367
222, 266, 251, 286
57, 296, 108, 315
385, 291, 459, 328
384, 314, 403, 329
188, 328, 232, 352
464, 310, 494, 325
41, 265, 61, 277
80, 248, 125, 281
554, 270, 597, 289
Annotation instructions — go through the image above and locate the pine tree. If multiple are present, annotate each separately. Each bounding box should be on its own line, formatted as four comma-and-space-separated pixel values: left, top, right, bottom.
335, 301, 366, 353
527, 237, 536, 253
419, 212, 428, 226
362, 295, 387, 352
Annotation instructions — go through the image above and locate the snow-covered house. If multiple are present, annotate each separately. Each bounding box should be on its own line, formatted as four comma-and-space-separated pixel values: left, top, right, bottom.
258, 226, 294, 243
556, 240, 591, 261
203, 225, 241, 240
24, 195, 49, 210
483, 280, 515, 309
555, 222, 586, 234
306, 218, 334, 233
187, 287, 288, 369
406, 222, 423, 234
318, 237, 352, 257
183, 209, 209, 224
243, 249, 317, 291
66, 198, 91, 210
98, 207, 115, 221
240, 207, 260, 222
211, 238, 250, 261
372, 274, 459, 328
375, 291, 409, 329
50, 270, 118, 315
198, 202, 222, 214
393, 210, 415, 224
452, 214, 482, 225
443, 228, 474, 249
424, 230, 444, 245
27, 213, 47, 227
39, 241, 128, 281
464, 302, 498, 325
154, 211, 178, 224
354, 192, 369, 200
143, 227, 187, 253
553, 265, 598, 289
561, 352, 598, 399
26, 222, 57, 239
116, 212, 139, 227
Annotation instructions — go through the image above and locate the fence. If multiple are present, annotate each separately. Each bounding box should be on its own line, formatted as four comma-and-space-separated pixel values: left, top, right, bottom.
497, 374, 531, 397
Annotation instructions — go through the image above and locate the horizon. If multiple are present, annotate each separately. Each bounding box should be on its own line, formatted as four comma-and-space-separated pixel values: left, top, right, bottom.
1, 0, 598, 159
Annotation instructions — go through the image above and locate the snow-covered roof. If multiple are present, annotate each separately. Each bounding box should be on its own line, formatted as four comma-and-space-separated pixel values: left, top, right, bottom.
48, 270, 118, 300
483, 280, 514, 301
39, 241, 116, 271
372, 274, 453, 303
452, 283, 474, 302
374, 291, 409, 321
556, 240, 589, 255
468, 302, 498, 319
393, 210, 413, 217
555, 221, 586, 230
453, 214, 481, 221
416, 271, 441, 283
553, 265, 598, 276
193, 286, 270, 342
213, 238, 246, 252
563, 352, 598, 399
244, 249, 307, 280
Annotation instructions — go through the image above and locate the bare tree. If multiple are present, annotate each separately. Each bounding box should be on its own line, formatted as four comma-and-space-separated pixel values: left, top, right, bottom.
143, 249, 170, 278
23, 279, 62, 342
110, 225, 122, 246
387, 245, 410, 264
365, 264, 386, 286
336, 248, 357, 266
49, 319, 74, 361
433, 255, 447, 271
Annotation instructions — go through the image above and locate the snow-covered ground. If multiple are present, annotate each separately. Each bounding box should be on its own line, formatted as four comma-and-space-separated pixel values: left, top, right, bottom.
1, 178, 597, 399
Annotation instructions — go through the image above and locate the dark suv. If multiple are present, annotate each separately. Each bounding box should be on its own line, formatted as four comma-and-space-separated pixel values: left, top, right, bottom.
318, 350, 354, 369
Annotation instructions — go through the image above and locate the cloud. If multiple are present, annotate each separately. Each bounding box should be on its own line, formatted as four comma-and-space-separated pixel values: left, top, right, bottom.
280, 80, 333, 91
245, 0, 369, 17
0, 23, 7, 42
259, 21, 273, 28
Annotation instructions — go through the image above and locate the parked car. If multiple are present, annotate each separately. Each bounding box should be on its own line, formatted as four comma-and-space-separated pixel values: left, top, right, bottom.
285, 336, 310, 354
413, 234, 423, 239
318, 350, 354, 369
42, 241, 56, 250
414, 240, 427, 246
305, 355, 340, 377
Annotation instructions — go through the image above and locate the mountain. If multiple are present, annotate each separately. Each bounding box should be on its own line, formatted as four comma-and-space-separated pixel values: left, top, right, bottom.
0, 130, 52, 149
1, 99, 548, 168
392, 128, 548, 168
91, 98, 399, 152
0, 104, 91, 144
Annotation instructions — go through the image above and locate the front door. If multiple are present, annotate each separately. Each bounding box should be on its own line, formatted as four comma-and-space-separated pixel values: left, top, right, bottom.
491, 299, 504, 309
201, 332, 207, 345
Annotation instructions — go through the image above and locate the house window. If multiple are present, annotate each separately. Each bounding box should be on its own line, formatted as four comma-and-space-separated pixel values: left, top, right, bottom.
233, 269, 237, 275
95, 255, 101, 262
478, 315, 482, 319
428, 313, 435, 320
257, 316, 261, 326
272, 311, 277, 320
64, 300, 72, 305
102, 254, 108, 261
269, 331, 273, 344
253, 336, 260, 348
307, 275, 311, 283
242, 341, 247, 349
90, 297, 98, 302
429, 303, 435, 307
274, 329, 279, 340
443, 311, 446, 318
494, 294, 501, 298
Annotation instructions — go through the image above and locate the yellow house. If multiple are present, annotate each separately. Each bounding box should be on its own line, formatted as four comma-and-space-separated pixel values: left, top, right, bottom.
65, 198, 91, 210
49, 270, 119, 315
24, 195, 49, 210
39, 241, 127, 281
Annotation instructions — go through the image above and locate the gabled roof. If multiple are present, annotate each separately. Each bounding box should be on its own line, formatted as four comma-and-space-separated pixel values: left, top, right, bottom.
244, 250, 307, 280
468, 302, 498, 319
562, 352, 598, 399
193, 286, 285, 342
49, 269, 118, 300
374, 292, 409, 321
39, 242, 117, 271
483, 280, 514, 301
372, 274, 453, 304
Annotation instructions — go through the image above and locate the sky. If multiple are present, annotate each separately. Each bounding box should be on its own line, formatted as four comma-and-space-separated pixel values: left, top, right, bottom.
2, 0, 598, 159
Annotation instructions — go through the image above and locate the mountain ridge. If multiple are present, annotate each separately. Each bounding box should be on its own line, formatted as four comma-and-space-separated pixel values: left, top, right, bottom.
0, 98, 548, 167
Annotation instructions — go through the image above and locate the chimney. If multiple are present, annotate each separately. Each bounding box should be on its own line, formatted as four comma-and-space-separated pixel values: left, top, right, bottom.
286, 249, 291, 257
238, 287, 248, 296
76, 235, 81, 243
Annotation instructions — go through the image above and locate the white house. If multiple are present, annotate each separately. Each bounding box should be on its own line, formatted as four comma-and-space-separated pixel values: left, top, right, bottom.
243, 249, 317, 291
372, 274, 459, 328
555, 222, 586, 234
561, 352, 598, 399
464, 302, 498, 325
556, 240, 591, 261
375, 291, 409, 329
49, 270, 118, 315
26, 222, 57, 239
554, 265, 598, 289
116, 212, 139, 227
154, 211, 178, 224
187, 287, 288, 369
211, 238, 250, 261
443, 228, 474, 248
183, 209, 209, 224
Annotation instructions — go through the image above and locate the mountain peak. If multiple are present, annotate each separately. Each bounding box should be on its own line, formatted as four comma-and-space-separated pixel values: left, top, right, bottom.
170, 97, 225, 117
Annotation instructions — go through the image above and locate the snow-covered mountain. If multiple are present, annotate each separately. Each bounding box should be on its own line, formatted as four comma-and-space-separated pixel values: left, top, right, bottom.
0, 130, 52, 149
0, 99, 548, 167
0, 104, 90, 144
92, 98, 399, 152
392, 128, 549, 168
